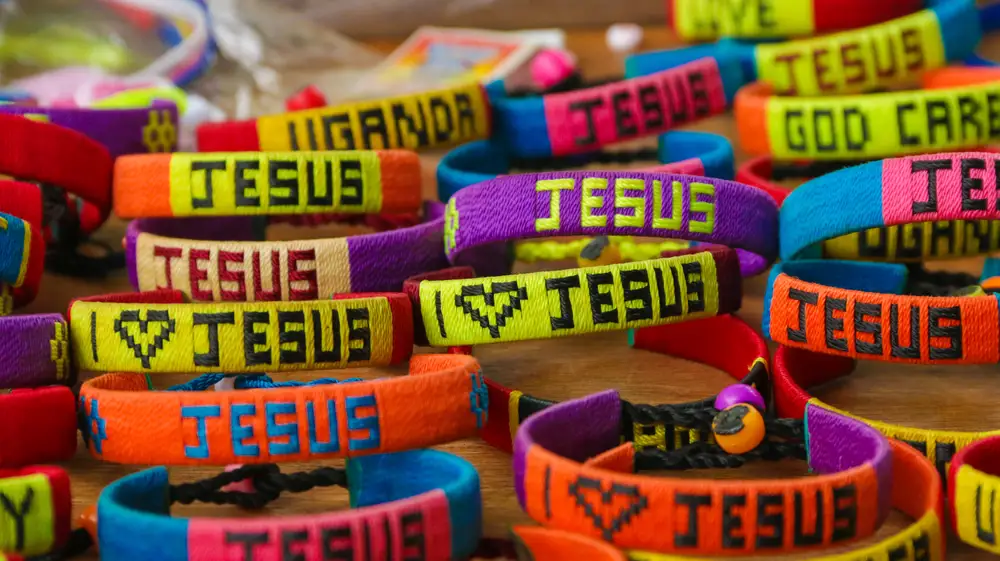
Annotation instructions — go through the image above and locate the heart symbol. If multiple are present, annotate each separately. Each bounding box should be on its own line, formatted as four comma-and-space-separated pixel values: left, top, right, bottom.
455, 281, 527, 339
568, 476, 648, 541
114, 309, 176, 369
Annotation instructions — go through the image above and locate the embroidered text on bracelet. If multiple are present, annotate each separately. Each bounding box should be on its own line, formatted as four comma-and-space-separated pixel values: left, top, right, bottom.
196, 81, 490, 152
736, 81, 1000, 160
442, 170, 778, 276
512, 391, 892, 555
950, 435, 1000, 552
418, 248, 741, 346
113, 150, 422, 218
78, 354, 486, 465
764, 260, 1000, 364
669, 0, 922, 40
780, 151, 1000, 261
0, 466, 71, 557
68, 291, 412, 373
96, 450, 482, 560
633, 0, 978, 97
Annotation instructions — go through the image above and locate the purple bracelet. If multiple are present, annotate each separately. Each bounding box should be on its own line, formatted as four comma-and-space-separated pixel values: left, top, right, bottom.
0, 313, 71, 388
0, 102, 179, 157
443, 170, 778, 276
125, 207, 510, 301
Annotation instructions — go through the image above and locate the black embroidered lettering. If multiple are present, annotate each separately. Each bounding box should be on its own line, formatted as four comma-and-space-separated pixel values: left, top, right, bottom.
824, 297, 848, 352
674, 493, 712, 548
911, 159, 952, 214
858, 228, 887, 257
831, 484, 857, 542
321, 526, 353, 560
930, 220, 957, 256
959, 96, 984, 141
902, 438, 928, 456
587, 272, 618, 324
226, 531, 269, 561
620, 269, 653, 322
322, 114, 354, 150
689, 71, 709, 117
243, 311, 271, 366
654, 265, 683, 318
682, 262, 705, 313
843, 107, 868, 151
307, 160, 333, 206
278, 310, 306, 365
962, 158, 988, 210
612, 90, 637, 138
454, 93, 476, 137
934, 441, 956, 487
787, 288, 818, 343
912, 530, 931, 561
813, 109, 837, 152
0, 487, 32, 552
339, 160, 364, 206
545, 276, 580, 330
287, 121, 300, 151
898, 224, 925, 259
897, 102, 919, 146
429, 98, 455, 143
358, 108, 389, 149
926, 100, 952, 144
989, 93, 1000, 138
793, 489, 824, 546
191, 160, 227, 208
268, 160, 299, 207
786, 110, 806, 152
928, 305, 962, 360
569, 98, 603, 146
721, 494, 746, 549
755, 493, 784, 548
347, 308, 372, 362
889, 304, 921, 359
853, 302, 882, 355
192, 312, 235, 367
402, 511, 427, 561
391, 102, 429, 148
282, 529, 309, 561
638, 85, 664, 129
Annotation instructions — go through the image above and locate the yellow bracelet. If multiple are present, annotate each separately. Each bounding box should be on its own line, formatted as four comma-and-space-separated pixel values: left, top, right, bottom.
515, 237, 691, 263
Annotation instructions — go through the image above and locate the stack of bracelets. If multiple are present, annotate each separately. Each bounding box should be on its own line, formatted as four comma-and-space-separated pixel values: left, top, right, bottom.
8, 1, 1000, 559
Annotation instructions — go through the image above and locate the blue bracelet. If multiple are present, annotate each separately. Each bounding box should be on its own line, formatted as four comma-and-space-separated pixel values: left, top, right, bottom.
436, 130, 734, 201
97, 450, 482, 561
487, 56, 742, 159
627, 0, 980, 96
965, 2, 1000, 66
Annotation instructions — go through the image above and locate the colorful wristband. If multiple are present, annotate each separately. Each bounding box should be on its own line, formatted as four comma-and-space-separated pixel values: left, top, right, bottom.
113, 150, 422, 219
125, 212, 453, 301
0, 183, 46, 306
196, 82, 491, 152
509, 526, 626, 560
920, 66, 1000, 88
668, 0, 922, 40
0, 212, 35, 289
780, 151, 1000, 261
735, 156, 867, 206
514, 237, 691, 265
489, 58, 739, 158
97, 450, 481, 561
436, 131, 734, 202
0, 387, 77, 468
736, 81, 1000, 160
78, 354, 486, 465
0, 466, 71, 557
417, 247, 741, 346
513, 391, 892, 555
443, 170, 778, 276
0, 103, 178, 157
950, 435, 1000, 552
764, 259, 1000, 364
0, 113, 112, 223
0, 314, 70, 388
632, 0, 978, 97
68, 290, 413, 373
627, 439, 944, 561
480, 314, 770, 453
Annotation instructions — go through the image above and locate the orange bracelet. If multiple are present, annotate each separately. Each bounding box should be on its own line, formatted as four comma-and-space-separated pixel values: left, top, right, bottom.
920, 66, 1000, 89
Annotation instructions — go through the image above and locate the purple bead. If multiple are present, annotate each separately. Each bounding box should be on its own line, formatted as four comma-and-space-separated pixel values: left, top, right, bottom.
714, 384, 765, 412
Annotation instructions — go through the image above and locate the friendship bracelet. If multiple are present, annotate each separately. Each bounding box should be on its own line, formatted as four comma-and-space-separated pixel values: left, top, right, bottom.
0, 212, 35, 290
634, 0, 978, 97
96, 450, 481, 560
442, 170, 778, 276
736, 81, 1000, 160
417, 247, 741, 346
512, 390, 892, 555
0, 466, 71, 557
68, 290, 413, 373
113, 150, 422, 219
0, 183, 46, 306
514, 238, 690, 265
921, 66, 1000, 89
78, 354, 486, 465
780, 151, 1000, 261
436, 131, 734, 202
668, 0, 922, 40
489, 58, 739, 158
0, 314, 70, 388
196, 81, 490, 152
507, 527, 626, 560
0, 387, 77, 468
0, 103, 179, 157
950, 435, 1000, 552
764, 260, 1000, 364
735, 156, 869, 206
627, 439, 944, 561
480, 314, 770, 453
125, 211, 453, 301
0, 113, 113, 225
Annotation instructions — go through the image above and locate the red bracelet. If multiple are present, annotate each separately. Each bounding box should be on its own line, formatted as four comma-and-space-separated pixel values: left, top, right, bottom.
0, 386, 77, 468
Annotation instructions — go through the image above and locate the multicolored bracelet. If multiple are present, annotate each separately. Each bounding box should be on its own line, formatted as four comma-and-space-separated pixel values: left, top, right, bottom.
668, 0, 922, 40
0, 466, 72, 557
78, 354, 485, 465
113, 150, 422, 219
0, 314, 70, 388
488, 58, 741, 158
68, 289, 413, 373
736, 81, 1000, 160
950, 435, 1000, 553
442, 170, 778, 276
437, 131, 734, 202
764, 260, 1000, 364
416, 246, 742, 346
513, 390, 892, 555
196, 82, 491, 152
96, 450, 481, 561
780, 152, 1000, 261
632, 0, 979, 97
0, 212, 37, 292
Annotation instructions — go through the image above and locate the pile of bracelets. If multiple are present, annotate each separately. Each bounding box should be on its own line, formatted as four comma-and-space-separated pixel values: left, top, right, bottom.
9, 1, 1000, 559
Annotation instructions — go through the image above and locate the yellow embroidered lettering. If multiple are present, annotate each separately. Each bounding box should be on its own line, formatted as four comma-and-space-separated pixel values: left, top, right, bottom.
613, 178, 646, 228
653, 180, 683, 230
535, 179, 576, 232
689, 182, 716, 234
581, 178, 608, 228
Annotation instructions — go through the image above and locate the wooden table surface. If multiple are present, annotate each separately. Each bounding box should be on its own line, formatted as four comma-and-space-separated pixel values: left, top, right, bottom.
35, 26, 1000, 561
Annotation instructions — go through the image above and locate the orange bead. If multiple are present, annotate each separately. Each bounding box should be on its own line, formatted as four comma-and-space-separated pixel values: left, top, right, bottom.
78, 504, 99, 552
712, 404, 765, 455
577, 241, 622, 268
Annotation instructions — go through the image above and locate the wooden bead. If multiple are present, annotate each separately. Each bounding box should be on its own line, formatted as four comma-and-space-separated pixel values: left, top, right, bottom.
712, 404, 765, 455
